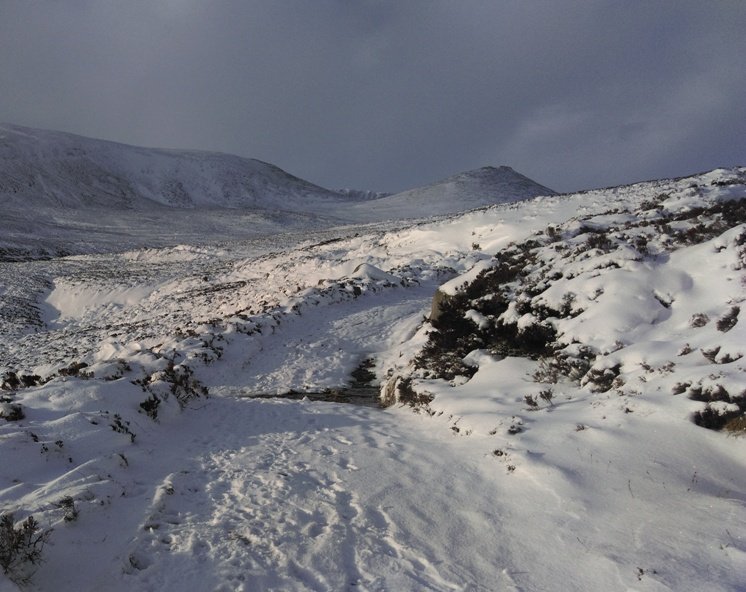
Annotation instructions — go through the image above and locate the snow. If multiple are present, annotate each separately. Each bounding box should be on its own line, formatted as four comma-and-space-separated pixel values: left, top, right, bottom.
0, 123, 346, 211
0, 125, 555, 261
346, 166, 555, 222
1, 146, 746, 590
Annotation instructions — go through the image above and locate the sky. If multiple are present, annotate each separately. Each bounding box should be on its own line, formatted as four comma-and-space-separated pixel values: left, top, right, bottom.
1, 1, 744, 194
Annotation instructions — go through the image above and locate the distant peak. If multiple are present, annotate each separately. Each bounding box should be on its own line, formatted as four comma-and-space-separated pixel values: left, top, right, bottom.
480, 165, 515, 172
436, 165, 532, 185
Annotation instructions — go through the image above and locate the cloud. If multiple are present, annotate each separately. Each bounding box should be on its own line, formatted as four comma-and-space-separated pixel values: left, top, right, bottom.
0, 0, 744, 193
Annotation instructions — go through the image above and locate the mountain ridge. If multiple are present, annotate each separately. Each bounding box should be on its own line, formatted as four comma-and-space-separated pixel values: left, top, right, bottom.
0, 123, 560, 259
0, 122, 346, 211
0, 123, 553, 214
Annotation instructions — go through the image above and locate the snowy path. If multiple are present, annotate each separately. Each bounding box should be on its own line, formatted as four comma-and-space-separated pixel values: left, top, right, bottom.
23, 386, 746, 592
70, 398, 515, 592
202, 282, 435, 396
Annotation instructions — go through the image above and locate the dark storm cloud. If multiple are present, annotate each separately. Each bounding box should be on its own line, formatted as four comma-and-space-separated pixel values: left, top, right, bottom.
1, 1, 744, 193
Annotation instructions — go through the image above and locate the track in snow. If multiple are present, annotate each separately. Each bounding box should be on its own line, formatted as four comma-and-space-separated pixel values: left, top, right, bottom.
202, 281, 435, 397
115, 398, 516, 592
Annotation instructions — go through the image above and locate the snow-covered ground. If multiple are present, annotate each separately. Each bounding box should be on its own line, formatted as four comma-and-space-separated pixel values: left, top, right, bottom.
1, 166, 745, 590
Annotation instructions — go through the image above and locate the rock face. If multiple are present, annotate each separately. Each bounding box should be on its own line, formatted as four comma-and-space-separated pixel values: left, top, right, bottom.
429, 288, 456, 323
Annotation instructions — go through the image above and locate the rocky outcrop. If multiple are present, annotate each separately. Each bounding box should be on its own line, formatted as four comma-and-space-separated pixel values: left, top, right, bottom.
429, 288, 457, 323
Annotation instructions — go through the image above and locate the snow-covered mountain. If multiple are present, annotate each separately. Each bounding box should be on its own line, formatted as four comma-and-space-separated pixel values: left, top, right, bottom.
0, 124, 555, 260
348, 165, 555, 221
0, 123, 347, 211
0, 124, 551, 215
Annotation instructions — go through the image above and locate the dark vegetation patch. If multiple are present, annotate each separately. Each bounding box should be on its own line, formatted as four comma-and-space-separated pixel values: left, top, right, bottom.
1, 372, 46, 390
139, 394, 161, 421
689, 313, 710, 328
0, 403, 25, 421
581, 365, 622, 393
411, 191, 746, 434
415, 243, 557, 381
692, 401, 746, 431
133, 358, 208, 418
56, 496, 79, 523
716, 306, 740, 333
350, 358, 376, 387
0, 513, 52, 585
380, 375, 434, 408
392, 377, 435, 407
533, 347, 594, 384
583, 229, 615, 252
653, 198, 746, 247
673, 381, 746, 432
109, 412, 136, 442
58, 361, 91, 378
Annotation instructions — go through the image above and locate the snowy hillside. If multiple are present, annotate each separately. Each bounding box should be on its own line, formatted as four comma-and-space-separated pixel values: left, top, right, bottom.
0, 125, 554, 261
0, 124, 360, 261
0, 123, 347, 211
347, 165, 555, 221
1, 166, 745, 590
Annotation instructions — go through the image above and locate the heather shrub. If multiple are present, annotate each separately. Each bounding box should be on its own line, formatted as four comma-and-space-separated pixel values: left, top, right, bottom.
0, 513, 52, 585
716, 306, 739, 332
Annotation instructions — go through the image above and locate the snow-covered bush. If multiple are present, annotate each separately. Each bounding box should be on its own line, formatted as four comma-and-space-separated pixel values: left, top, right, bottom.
56, 496, 79, 523
109, 413, 136, 442
380, 375, 433, 407
688, 384, 746, 431
0, 372, 19, 391
581, 364, 622, 393
415, 242, 559, 381
0, 514, 52, 585
533, 347, 594, 383
689, 313, 710, 328
139, 393, 161, 421
57, 361, 91, 378
0, 402, 24, 421
584, 230, 614, 252
406, 192, 746, 434
1, 372, 42, 390
133, 360, 208, 410
716, 306, 739, 332
349, 358, 376, 386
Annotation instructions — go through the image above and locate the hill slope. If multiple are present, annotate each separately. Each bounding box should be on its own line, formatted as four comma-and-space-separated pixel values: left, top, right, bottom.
0, 124, 556, 259
0, 123, 346, 211
349, 165, 554, 221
